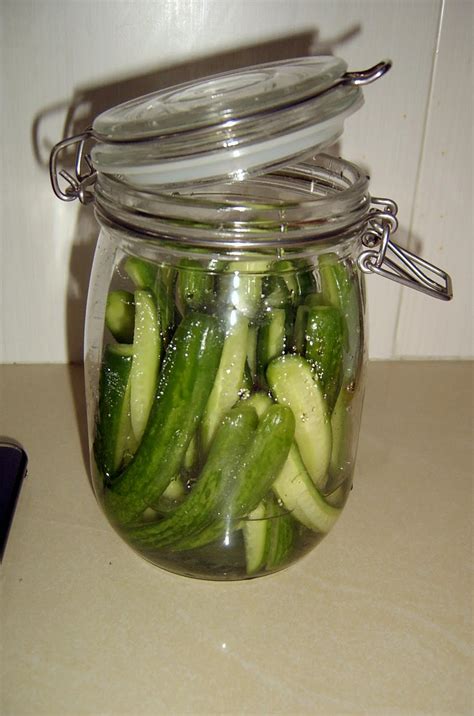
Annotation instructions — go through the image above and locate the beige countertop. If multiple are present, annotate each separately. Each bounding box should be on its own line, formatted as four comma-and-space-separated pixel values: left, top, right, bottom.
1, 361, 472, 715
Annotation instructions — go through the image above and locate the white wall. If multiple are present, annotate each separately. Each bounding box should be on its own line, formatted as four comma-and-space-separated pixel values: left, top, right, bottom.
1, 0, 472, 363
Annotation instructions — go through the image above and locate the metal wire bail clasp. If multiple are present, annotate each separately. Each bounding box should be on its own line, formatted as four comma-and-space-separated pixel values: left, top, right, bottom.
358, 198, 453, 301
49, 130, 96, 204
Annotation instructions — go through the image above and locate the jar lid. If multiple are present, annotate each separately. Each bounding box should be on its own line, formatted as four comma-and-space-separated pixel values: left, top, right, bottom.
89, 57, 389, 187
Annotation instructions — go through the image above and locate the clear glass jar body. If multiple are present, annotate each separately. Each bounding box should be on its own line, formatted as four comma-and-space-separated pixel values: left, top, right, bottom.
85, 155, 368, 580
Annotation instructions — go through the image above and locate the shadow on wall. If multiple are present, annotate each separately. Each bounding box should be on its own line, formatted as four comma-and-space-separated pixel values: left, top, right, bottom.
32, 28, 361, 470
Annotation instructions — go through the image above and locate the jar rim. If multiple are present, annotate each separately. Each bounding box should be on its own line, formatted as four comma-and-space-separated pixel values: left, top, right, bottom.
94, 154, 371, 250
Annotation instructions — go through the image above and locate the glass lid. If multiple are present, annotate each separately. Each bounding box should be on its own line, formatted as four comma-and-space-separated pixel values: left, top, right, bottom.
93, 56, 348, 140
90, 57, 385, 187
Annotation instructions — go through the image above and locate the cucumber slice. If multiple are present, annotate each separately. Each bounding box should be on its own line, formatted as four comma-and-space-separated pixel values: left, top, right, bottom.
273, 444, 341, 532
201, 312, 249, 452
130, 289, 161, 444
304, 305, 344, 414
126, 404, 258, 549
104, 313, 225, 525
94, 343, 136, 479
267, 355, 332, 490
105, 290, 135, 344
242, 501, 269, 575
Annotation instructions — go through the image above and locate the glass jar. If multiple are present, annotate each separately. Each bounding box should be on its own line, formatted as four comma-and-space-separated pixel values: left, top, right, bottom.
50, 58, 452, 580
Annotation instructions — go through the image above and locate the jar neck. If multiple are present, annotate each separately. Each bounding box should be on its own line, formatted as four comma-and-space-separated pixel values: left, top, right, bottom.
94, 154, 371, 250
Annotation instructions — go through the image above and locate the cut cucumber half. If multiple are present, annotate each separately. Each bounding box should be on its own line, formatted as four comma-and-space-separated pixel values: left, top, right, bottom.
256, 308, 286, 386
220, 260, 268, 320
130, 289, 161, 444
267, 354, 332, 490
293, 304, 309, 354
242, 391, 273, 417
105, 290, 135, 344
246, 325, 258, 382
201, 312, 249, 452
94, 343, 136, 479
176, 258, 215, 313
124, 256, 157, 290
273, 444, 341, 532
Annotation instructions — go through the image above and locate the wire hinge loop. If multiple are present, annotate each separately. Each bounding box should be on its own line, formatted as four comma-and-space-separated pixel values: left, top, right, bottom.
358, 197, 453, 301
49, 130, 96, 205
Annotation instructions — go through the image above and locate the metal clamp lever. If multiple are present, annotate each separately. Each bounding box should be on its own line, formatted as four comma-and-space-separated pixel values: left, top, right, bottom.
49, 130, 96, 204
358, 198, 453, 301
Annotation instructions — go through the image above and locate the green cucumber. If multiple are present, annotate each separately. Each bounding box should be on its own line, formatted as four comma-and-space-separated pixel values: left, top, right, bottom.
124, 256, 176, 343
125, 404, 258, 549
105, 290, 135, 344
130, 289, 161, 444
272, 259, 299, 303
246, 325, 258, 382
304, 305, 344, 414
267, 355, 332, 490
201, 312, 249, 452
176, 259, 215, 313
243, 391, 273, 417
293, 304, 309, 354
263, 275, 291, 309
232, 404, 295, 517
273, 444, 341, 532
305, 292, 324, 308
154, 265, 177, 343
124, 256, 157, 290
297, 265, 318, 299
183, 433, 199, 472
104, 313, 225, 525
150, 476, 186, 514
242, 501, 270, 575
329, 382, 363, 482
318, 253, 362, 383
239, 362, 254, 397
256, 308, 286, 386
220, 260, 267, 320
161, 476, 185, 501
172, 404, 294, 551
94, 343, 136, 479
264, 497, 295, 571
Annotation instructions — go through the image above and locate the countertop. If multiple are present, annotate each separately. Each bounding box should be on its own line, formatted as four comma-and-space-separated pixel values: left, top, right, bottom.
1, 361, 472, 716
